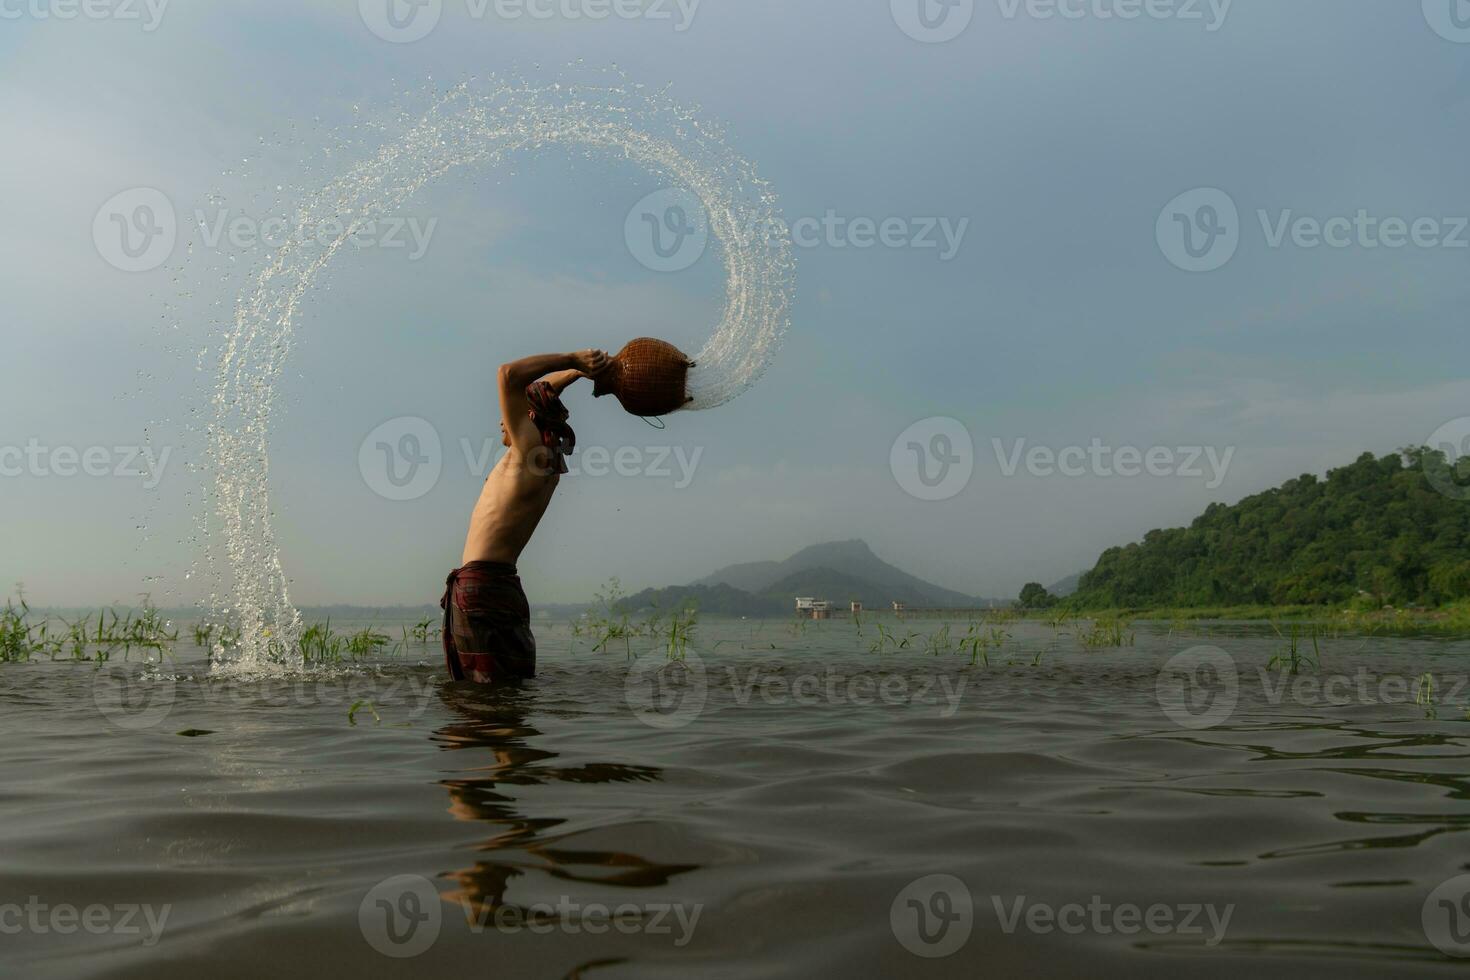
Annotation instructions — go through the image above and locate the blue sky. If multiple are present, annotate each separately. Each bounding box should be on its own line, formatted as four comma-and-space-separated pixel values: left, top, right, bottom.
3, 0, 1469, 607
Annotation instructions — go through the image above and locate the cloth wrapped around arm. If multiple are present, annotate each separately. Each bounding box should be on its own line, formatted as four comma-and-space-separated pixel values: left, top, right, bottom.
525, 380, 576, 475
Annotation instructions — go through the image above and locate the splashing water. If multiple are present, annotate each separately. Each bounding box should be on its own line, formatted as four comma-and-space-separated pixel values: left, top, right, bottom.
206, 77, 795, 672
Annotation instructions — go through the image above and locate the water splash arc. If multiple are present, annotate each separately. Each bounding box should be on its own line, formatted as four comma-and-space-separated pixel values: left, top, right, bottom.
206, 80, 795, 672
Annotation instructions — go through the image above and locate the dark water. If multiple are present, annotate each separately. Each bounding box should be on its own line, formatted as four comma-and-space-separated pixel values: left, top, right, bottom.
4, 618, 1470, 978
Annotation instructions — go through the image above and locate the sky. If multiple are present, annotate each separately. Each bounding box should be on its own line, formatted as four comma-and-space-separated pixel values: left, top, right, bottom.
2, 0, 1469, 608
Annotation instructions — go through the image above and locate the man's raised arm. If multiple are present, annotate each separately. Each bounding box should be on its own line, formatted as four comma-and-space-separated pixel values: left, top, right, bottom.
498, 351, 600, 391
541, 369, 585, 396
497, 350, 609, 454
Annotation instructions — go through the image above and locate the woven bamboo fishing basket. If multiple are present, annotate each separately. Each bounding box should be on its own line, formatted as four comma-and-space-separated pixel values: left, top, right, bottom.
592, 338, 695, 418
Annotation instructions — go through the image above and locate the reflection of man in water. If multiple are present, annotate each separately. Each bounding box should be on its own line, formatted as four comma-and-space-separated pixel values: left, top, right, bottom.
440, 349, 609, 685
434, 685, 697, 916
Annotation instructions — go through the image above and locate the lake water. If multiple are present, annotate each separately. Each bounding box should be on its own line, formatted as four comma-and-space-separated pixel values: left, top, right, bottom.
4, 617, 1470, 978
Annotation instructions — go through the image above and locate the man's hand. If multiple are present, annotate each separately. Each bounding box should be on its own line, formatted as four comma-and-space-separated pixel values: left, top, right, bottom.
571, 349, 611, 378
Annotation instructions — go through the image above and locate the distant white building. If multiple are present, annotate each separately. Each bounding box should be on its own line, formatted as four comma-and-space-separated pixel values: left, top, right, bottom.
796, 597, 832, 619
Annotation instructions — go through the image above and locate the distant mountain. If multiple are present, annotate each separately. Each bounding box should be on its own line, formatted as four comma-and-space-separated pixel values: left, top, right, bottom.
690, 558, 785, 594
759, 568, 892, 605
610, 539, 1013, 616
615, 583, 786, 618
696, 540, 981, 608
755, 567, 991, 609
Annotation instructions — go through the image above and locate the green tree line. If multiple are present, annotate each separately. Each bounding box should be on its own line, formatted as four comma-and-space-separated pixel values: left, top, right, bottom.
1071, 448, 1470, 609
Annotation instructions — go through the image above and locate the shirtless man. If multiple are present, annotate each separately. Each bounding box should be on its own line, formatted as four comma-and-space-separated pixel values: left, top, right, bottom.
440, 349, 610, 684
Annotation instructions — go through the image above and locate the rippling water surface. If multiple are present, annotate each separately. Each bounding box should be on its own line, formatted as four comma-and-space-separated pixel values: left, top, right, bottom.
4, 619, 1470, 978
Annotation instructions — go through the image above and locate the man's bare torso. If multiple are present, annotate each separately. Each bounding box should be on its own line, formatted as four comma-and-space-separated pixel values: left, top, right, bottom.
461, 449, 560, 566
458, 349, 607, 568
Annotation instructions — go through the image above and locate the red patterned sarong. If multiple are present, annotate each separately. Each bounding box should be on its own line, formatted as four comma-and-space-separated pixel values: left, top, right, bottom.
440, 562, 537, 684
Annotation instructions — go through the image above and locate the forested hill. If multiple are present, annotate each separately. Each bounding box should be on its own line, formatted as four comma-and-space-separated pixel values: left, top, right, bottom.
1071, 449, 1470, 609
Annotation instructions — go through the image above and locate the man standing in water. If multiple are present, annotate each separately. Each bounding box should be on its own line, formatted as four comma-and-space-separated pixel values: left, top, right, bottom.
441, 349, 610, 684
